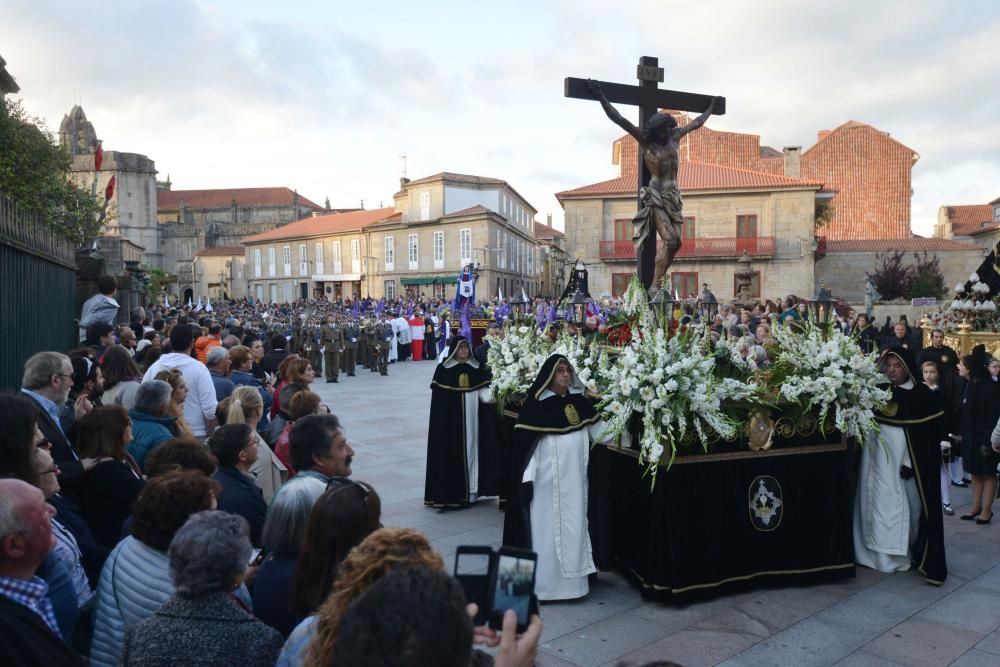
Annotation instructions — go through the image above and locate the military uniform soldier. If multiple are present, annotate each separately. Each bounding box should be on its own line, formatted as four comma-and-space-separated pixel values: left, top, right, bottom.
319, 316, 345, 383
373, 317, 392, 376
362, 318, 375, 371
303, 322, 323, 378
289, 317, 303, 355
343, 317, 360, 376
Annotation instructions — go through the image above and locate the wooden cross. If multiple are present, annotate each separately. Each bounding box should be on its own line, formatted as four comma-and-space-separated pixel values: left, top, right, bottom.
565, 56, 725, 289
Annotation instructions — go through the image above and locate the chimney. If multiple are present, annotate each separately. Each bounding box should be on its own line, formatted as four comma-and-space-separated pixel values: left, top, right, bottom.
817, 130, 831, 142
399, 177, 410, 190
546, 213, 553, 226
782, 146, 801, 178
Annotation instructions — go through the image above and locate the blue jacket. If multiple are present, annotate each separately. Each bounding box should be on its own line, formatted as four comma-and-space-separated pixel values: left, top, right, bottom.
90, 537, 174, 667
211, 371, 236, 401
212, 466, 267, 547
127, 410, 176, 471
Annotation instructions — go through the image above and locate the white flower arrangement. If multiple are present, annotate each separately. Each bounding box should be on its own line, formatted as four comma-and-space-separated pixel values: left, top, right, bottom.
599, 284, 762, 483
770, 324, 890, 442
955, 283, 966, 294
487, 323, 552, 406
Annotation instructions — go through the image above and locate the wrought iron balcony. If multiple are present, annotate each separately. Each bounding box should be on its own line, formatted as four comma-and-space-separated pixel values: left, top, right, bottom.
598, 236, 776, 261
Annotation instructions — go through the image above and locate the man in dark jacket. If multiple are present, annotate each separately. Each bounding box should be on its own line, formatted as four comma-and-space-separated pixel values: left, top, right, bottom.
206, 347, 235, 401
0, 479, 82, 665
209, 424, 267, 547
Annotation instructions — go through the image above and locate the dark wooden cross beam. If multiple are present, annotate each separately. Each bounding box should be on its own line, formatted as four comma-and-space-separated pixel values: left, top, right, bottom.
565, 56, 725, 290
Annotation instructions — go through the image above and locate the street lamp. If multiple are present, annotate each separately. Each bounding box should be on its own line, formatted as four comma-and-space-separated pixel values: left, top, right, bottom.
810, 284, 834, 329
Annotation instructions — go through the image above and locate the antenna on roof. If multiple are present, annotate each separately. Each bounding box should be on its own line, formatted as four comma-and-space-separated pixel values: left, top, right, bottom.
360, 199, 364, 209
399, 154, 407, 179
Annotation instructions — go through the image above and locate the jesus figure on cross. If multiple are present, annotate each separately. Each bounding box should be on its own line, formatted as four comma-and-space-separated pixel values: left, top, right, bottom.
587, 79, 719, 294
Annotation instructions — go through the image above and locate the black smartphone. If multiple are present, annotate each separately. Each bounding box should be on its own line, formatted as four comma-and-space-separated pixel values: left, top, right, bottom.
488, 547, 537, 633
454, 546, 493, 626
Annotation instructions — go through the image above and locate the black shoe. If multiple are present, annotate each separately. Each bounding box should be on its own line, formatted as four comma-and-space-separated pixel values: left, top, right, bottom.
952, 480, 970, 488
976, 512, 993, 525
326, 379, 335, 383
332, 378, 338, 383
960, 508, 982, 521
348, 373, 355, 377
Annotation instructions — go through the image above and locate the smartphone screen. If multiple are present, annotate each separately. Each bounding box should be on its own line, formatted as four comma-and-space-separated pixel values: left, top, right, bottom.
454, 549, 492, 625
491, 553, 535, 630
248, 548, 262, 566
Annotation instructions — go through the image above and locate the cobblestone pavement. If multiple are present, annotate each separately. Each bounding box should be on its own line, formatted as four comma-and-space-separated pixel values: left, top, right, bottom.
312, 358, 1000, 667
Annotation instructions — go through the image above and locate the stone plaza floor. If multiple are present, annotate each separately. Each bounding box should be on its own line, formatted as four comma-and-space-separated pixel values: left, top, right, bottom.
311, 358, 1000, 667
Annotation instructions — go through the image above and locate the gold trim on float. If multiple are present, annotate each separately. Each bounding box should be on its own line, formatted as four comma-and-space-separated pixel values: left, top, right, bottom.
602, 440, 847, 464
619, 559, 855, 594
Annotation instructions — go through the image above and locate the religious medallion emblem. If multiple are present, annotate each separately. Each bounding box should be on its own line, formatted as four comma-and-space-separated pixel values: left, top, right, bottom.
747, 476, 783, 532
941, 355, 948, 364
458, 373, 470, 389
564, 404, 581, 425
747, 411, 775, 452
882, 401, 898, 417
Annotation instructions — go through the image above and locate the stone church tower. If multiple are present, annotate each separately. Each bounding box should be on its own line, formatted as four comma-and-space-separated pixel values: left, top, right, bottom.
59, 106, 163, 268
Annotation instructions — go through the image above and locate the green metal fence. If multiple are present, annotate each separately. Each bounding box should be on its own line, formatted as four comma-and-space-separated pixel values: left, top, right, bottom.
0, 196, 78, 391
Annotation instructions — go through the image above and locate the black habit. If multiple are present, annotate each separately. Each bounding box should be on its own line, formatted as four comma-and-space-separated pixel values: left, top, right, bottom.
424, 337, 493, 508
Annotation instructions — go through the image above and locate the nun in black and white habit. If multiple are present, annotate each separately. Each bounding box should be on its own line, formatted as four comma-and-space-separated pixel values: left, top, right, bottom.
424, 336, 494, 509
503, 353, 614, 601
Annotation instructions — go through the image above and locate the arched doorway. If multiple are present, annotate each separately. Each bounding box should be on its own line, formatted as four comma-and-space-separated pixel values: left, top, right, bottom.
183, 288, 194, 305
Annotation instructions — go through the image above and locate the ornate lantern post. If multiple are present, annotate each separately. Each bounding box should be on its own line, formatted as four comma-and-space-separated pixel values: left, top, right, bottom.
509, 290, 526, 320
568, 287, 590, 328
701, 289, 718, 320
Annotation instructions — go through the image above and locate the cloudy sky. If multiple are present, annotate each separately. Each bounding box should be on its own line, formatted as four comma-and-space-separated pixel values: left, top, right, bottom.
5, 0, 999, 235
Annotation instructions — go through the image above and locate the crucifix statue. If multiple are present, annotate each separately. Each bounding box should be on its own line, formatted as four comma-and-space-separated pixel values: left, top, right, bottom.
566, 57, 724, 293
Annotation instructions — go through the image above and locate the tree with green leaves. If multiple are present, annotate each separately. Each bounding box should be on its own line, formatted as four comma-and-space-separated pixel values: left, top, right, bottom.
0, 98, 104, 243
907, 251, 947, 300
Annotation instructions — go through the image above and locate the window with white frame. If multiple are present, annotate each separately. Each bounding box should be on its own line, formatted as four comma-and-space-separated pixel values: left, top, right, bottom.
283, 246, 292, 276
351, 239, 360, 273
314, 243, 324, 274
384, 280, 396, 300
254, 249, 262, 277
500, 231, 507, 269
433, 231, 444, 269
408, 234, 418, 270
459, 228, 472, 264
299, 244, 308, 275
268, 248, 276, 277
332, 240, 342, 274
283, 283, 293, 303
433, 282, 446, 299
269, 283, 277, 302
384, 236, 394, 271
255, 284, 264, 301
420, 192, 431, 221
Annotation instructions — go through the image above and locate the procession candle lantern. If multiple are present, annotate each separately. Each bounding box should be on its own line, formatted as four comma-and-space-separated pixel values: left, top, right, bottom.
648, 285, 676, 331
701, 291, 719, 319
509, 291, 526, 319
810, 284, 833, 330
568, 288, 590, 327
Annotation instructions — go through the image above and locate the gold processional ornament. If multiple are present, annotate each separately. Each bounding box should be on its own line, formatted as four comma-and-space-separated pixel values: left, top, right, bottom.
458, 373, 470, 389
882, 401, 899, 418
748, 411, 775, 452
564, 403, 581, 425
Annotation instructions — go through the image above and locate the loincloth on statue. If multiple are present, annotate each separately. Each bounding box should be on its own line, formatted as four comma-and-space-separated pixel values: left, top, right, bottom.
632, 186, 684, 251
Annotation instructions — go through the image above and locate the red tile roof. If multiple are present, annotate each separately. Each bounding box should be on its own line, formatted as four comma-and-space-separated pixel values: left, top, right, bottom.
534, 221, 564, 239
824, 238, 978, 252
557, 161, 822, 199
193, 246, 244, 257
969, 222, 1000, 236
404, 172, 506, 188
243, 208, 396, 243
943, 204, 994, 236
801, 121, 919, 241
158, 187, 323, 211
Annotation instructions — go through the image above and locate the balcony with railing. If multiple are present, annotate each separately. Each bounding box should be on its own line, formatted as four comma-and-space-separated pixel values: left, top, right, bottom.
599, 236, 776, 261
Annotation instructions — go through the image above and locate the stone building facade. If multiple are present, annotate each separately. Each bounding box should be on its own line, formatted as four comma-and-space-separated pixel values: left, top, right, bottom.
243, 208, 395, 303
190, 246, 247, 303
59, 106, 161, 267
157, 187, 324, 300
363, 173, 540, 301
557, 127, 825, 303
934, 199, 1000, 253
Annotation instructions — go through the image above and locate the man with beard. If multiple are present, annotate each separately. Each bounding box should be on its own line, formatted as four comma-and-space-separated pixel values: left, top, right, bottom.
853, 347, 947, 585
503, 354, 614, 600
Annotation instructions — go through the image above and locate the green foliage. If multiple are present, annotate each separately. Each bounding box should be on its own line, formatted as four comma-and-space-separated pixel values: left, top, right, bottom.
871, 250, 912, 301
0, 98, 104, 244
907, 251, 947, 300
144, 267, 171, 296
814, 198, 835, 230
